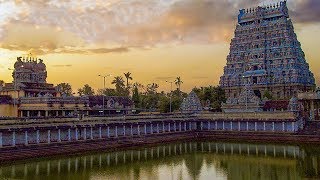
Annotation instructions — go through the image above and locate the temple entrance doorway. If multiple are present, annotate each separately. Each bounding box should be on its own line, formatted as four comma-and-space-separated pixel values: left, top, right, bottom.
254, 90, 262, 99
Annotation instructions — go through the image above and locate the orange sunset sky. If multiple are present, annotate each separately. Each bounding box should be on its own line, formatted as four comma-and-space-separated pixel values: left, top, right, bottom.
0, 0, 319, 93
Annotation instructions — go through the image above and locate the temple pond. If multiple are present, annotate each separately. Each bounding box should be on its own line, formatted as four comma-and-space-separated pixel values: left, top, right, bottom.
0, 141, 319, 180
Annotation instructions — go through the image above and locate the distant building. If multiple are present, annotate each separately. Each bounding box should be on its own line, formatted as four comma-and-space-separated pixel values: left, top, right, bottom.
88, 95, 134, 115
0, 56, 90, 118
219, 1, 315, 101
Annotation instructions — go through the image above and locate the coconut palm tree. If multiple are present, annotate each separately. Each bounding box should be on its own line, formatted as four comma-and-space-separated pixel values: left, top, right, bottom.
112, 76, 126, 95
124, 72, 133, 89
175, 76, 183, 92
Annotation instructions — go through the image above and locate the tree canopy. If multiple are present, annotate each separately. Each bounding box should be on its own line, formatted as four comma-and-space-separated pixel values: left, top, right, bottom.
56, 83, 73, 96
78, 84, 95, 96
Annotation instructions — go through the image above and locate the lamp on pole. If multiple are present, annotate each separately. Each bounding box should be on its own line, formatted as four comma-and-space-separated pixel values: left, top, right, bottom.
166, 80, 173, 113
98, 74, 112, 116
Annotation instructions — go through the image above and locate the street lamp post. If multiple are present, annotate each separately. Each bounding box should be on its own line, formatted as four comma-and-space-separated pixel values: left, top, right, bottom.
99, 74, 112, 116
166, 81, 173, 113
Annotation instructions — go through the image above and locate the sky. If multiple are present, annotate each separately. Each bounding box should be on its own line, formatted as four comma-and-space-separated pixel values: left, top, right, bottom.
0, 0, 319, 93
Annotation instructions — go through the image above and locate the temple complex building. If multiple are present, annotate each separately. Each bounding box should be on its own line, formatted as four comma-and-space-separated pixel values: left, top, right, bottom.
219, 1, 315, 103
0, 56, 90, 117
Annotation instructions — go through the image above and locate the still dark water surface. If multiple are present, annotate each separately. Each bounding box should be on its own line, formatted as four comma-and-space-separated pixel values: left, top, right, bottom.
0, 141, 319, 180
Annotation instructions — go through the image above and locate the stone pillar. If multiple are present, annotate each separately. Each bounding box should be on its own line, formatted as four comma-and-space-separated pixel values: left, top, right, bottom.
215, 121, 218, 130
47, 130, 51, 144
189, 122, 192, 131
58, 129, 61, 142
62, 111, 65, 116
99, 127, 102, 139
36, 130, 40, 144
90, 127, 93, 140
144, 124, 147, 134
75, 128, 78, 141
107, 126, 110, 138
168, 123, 171, 132
254, 122, 257, 131
123, 125, 126, 136
231, 122, 233, 131
115, 126, 118, 137
24, 131, 28, 145
137, 125, 140, 136
56, 111, 59, 117
292, 122, 295, 132
311, 100, 315, 121
83, 127, 87, 140
200, 122, 203, 130
27, 111, 30, 117
163, 122, 165, 132
151, 124, 153, 134
246, 122, 249, 131
157, 123, 160, 133
184, 122, 187, 131
12, 131, 16, 146
38, 111, 41, 117
238, 121, 241, 131
222, 121, 225, 130
179, 122, 182, 131
174, 122, 176, 132
272, 122, 275, 132
45, 111, 49, 117
282, 122, 285, 132
208, 121, 210, 130
263, 122, 266, 131
130, 125, 133, 136
68, 129, 71, 142
0, 132, 2, 148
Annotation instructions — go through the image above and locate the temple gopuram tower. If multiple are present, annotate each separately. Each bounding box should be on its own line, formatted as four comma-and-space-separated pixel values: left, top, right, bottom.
219, 1, 315, 101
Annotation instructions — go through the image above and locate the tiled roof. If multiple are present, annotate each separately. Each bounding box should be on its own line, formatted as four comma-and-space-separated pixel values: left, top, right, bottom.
263, 100, 289, 110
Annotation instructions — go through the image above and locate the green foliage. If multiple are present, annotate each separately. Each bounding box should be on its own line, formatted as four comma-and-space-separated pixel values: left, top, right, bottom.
111, 76, 129, 96
193, 86, 226, 111
97, 88, 119, 96
174, 76, 183, 92
78, 84, 95, 96
124, 72, 133, 89
0, 80, 4, 87
56, 83, 73, 96
263, 90, 273, 100
132, 85, 140, 105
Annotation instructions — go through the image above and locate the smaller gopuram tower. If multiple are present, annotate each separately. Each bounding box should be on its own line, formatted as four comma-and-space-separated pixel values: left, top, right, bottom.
219, 1, 315, 102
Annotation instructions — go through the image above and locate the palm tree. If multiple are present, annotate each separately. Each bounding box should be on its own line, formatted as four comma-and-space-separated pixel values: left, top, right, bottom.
175, 76, 183, 92
112, 76, 126, 95
124, 72, 133, 89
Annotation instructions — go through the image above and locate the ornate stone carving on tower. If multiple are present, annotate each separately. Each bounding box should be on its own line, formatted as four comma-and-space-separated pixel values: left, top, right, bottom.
180, 91, 202, 113
222, 84, 264, 112
219, 1, 315, 103
13, 56, 47, 85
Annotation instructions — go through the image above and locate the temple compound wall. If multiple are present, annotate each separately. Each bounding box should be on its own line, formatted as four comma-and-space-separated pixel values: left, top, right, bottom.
219, 1, 315, 101
0, 112, 303, 149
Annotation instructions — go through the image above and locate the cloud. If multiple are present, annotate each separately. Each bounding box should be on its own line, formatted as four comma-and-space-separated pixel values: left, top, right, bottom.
0, 0, 318, 54
289, 0, 320, 23
52, 64, 72, 67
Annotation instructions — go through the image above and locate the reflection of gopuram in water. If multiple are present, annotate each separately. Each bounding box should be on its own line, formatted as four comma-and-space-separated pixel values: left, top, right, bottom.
1, 141, 320, 179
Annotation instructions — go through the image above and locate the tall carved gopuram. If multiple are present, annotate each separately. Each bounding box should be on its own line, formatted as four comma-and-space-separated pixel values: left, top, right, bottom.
219, 1, 315, 101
